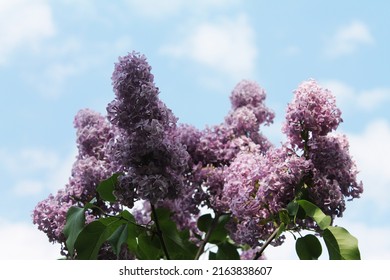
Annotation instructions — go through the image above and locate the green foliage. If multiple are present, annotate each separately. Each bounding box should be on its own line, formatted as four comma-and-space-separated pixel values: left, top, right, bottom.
216, 241, 240, 260
154, 208, 198, 259
74, 220, 111, 259
96, 173, 120, 202
197, 213, 230, 244
63, 206, 85, 257
289, 199, 360, 260
296, 200, 331, 230
296, 234, 322, 260
63, 180, 361, 260
323, 226, 361, 260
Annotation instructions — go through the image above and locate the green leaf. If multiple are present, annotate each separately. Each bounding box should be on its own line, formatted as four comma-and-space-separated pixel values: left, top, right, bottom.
75, 215, 128, 260
63, 206, 85, 256
197, 213, 212, 232
209, 215, 229, 244
197, 213, 230, 244
209, 251, 217, 260
287, 200, 299, 217
84, 197, 97, 209
155, 207, 197, 259
136, 233, 163, 260
323, 226, 360, 260
74, 221, 111, 259
296, 234, 322, 260
96, 173, 120, 202
296, 200, 331, 230
279, 209, 291, 225
107, 223, 128, 257
216, 242, 240, 260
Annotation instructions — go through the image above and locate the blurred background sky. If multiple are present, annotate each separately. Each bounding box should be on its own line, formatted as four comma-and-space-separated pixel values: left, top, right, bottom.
1, 0, 389, 259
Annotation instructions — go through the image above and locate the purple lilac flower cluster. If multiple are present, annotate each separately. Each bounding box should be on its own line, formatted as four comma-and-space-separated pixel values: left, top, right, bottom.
32, 52, 363, 258
106, 52, 190, 207
284, 80, 363, 218
216, 79, 362, 247
32, 109, 117, 245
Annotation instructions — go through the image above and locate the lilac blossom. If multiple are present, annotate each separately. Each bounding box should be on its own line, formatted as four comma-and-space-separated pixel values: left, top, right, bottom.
229, 80, 274, 126
106, 51, 190, 206
307, 134, 363, 217
33, 109, 118, 246
32, 190, 74, 243
222, 147, 311, 246
283, 79, 342, 147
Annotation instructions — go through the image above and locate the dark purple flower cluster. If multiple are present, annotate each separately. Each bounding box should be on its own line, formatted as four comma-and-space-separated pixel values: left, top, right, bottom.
106, 52, 190, 207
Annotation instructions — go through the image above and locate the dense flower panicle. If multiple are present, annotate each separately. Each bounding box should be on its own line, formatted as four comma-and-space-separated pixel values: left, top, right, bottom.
107, 52, 176, 131
33, 108, 118, 246
106, 52, 190, 205
74, 109, 115, 160
221, 147, 311, 245
256, 146, 313, 214
230, 80, 266, 109
67, 156, 111, 201
307, 134, 363, 217
32, 190, 74, 243
230, 80, 274, 126
225, 106, 259, 134
283, 79, 342, 147
171, 80, 274, 214
221, 152, 262, 216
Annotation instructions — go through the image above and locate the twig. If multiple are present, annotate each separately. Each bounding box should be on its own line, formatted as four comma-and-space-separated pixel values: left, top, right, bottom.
150, 204, 170, 260
194, 212, 221, 260
253, 225, 282, 260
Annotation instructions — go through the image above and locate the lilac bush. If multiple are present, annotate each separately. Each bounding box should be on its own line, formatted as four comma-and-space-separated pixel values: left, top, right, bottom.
32, 52, 363, 260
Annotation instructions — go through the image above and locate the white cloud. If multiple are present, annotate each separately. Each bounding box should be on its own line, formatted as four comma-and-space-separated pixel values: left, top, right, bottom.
321, 80, 390, 111
347, 119, 390, 209
46, 149, 77, 193
125, 0, 238, 19
0, 0, 55, 65
32, 62, 85, 99
0, 148, 59, 175
0, 218, 61, 259
325, 21, 374, 57
0, 147, 76, 196
13, 180, 45, 196
161, 14, 257, 80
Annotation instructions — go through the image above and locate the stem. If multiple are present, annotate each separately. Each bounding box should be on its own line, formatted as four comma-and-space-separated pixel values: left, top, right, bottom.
150, 204, 170, 260
253, 225, 282, 260
194, 212, 221, 260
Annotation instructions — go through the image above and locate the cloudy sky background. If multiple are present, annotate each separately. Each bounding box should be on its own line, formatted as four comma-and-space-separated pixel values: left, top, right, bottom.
1, 0, 390, 259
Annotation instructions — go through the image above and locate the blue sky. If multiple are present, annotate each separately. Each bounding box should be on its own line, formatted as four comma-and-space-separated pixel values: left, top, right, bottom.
1, 0, 390, 259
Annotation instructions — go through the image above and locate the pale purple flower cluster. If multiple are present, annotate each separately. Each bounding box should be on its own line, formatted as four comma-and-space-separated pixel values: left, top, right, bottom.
282, 80, 363, 218
221, 147, 311, 246
283, 79, 342, 148
106, 52, 190, 207
33, 109, 117, 245
32, 190, 73, 243
219, 79, 362, 247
